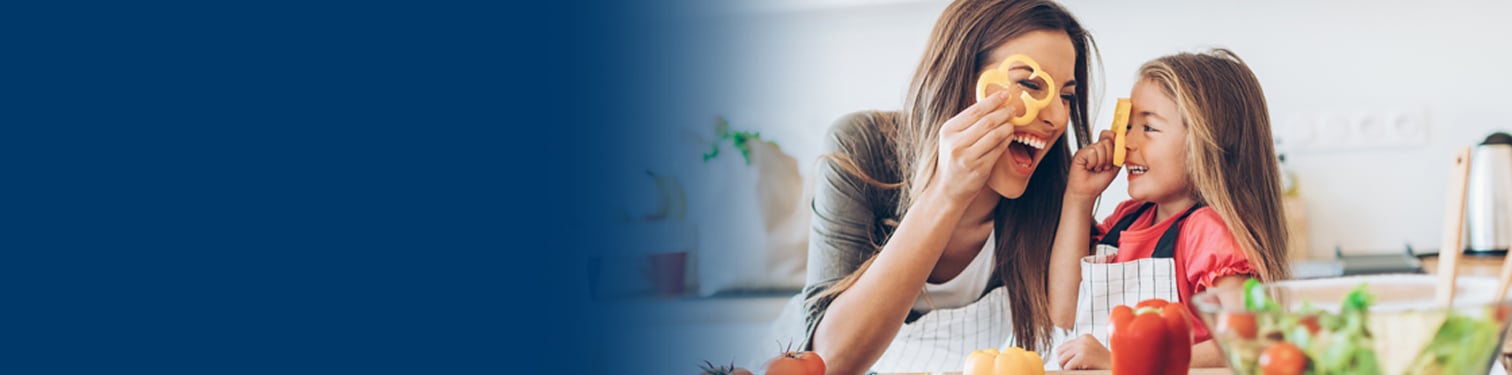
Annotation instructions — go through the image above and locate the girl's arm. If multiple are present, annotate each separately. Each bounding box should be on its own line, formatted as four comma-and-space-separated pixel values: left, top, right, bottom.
1050, 129, 1121, 329
1049, 195, 1096, 329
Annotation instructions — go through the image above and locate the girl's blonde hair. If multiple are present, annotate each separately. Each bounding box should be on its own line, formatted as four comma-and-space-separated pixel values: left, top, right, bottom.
812, 0, 1097, 352
1137, 49, 1290, 281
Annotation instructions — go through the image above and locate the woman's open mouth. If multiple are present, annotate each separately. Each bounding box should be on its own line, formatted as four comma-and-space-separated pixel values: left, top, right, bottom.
1007, 133, 1047, 174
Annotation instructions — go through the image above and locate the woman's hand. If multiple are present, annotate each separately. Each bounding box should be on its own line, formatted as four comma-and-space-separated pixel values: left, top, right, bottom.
931, 91, 1019, 202
1055, 334, 1111, 370
1066, 129, 1120, 201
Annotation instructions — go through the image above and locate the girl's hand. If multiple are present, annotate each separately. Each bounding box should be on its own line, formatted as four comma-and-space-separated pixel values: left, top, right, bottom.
1055, 334, 1111, 370
930, 91, 1020, 202
1066, 129, 1120, 201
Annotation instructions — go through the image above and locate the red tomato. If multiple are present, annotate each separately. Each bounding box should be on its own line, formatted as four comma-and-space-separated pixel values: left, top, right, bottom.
1259, 342, 1307, 375
1219, 312, 1258, 339
765, 351, 825, 375
1298, 315, 1321, 335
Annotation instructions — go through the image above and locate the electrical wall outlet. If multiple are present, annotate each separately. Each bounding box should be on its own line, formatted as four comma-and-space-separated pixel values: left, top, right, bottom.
1276, 108, 1430, 152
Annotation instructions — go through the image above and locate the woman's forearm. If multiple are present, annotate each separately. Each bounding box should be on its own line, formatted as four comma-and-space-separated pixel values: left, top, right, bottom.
1049, 195, 1096, 329
812, 188, 966, 375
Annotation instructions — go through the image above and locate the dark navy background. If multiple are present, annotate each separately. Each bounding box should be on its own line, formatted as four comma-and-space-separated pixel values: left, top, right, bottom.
0, 0, 673, 372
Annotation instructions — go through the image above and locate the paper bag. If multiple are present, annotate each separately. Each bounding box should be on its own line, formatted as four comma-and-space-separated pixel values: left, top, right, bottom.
692, 138, 811, 296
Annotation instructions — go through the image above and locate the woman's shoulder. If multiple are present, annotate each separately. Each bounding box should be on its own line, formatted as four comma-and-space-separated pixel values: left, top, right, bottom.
818, 110, 904, 190
824, 110, 902, 155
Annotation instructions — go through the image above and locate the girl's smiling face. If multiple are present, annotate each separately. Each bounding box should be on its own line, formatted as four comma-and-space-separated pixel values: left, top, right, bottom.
1125, 79, 1191, 204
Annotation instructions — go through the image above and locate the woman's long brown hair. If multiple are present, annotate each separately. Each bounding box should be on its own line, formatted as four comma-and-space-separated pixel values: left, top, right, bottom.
1137, 49, 1290, 282
812, 0, 1097, 352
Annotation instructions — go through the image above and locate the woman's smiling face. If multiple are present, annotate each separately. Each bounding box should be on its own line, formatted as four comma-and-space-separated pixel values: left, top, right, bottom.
1124, 78, 1191, 204
980, 29, 1078, 199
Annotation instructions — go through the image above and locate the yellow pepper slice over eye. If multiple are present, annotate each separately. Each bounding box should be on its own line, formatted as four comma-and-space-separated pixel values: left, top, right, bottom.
1111, 97, 1131, 167
975, 54, 1057, 126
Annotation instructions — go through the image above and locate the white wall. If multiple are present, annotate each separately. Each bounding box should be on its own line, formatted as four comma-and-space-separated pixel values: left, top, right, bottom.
665, 0, 1512, 258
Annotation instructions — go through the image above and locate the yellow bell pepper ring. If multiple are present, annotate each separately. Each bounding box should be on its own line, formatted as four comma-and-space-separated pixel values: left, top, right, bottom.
963, 346, 1044, 375
975, 54, 1057, 126
1111, 97, 1131, 167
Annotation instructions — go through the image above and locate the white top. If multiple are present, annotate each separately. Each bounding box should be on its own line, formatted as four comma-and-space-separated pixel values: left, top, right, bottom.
912, 229, 996, 312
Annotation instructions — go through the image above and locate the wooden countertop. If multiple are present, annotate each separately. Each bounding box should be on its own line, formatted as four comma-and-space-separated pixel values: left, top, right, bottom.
1418, 253, 1507, 277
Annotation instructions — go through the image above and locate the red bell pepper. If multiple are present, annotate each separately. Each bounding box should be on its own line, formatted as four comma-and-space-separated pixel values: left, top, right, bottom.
1109, 298, 1192, 375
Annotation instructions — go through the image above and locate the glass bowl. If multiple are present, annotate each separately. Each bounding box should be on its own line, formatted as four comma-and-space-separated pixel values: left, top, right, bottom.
1190, 274, 1512, 375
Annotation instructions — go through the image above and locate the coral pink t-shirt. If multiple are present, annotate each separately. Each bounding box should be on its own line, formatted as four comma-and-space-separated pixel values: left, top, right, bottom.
1092, 200, 1256, 343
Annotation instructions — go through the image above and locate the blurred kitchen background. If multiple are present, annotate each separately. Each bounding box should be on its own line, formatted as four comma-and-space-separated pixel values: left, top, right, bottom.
594, 0, 1512, 373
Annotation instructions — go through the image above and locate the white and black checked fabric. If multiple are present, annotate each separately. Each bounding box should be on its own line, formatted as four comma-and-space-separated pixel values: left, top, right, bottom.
870, 286, 1013, 373
1068, 245, 1180, 349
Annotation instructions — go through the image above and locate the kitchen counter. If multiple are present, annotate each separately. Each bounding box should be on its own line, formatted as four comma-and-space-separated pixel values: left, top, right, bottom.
879, 369, 1232, 375
879, 361, 1512, 375
880, 254, 1512, 375
1419, 253, 1506, 277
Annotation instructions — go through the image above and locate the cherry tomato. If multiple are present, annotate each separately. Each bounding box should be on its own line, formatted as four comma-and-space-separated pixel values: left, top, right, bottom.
1219, 312, 1258, 339
1298, 315, 1321, 335
1259, 342, 1307, 375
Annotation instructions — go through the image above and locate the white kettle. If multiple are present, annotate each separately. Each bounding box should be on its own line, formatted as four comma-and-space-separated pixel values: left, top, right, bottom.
1464, 132, 1512, 254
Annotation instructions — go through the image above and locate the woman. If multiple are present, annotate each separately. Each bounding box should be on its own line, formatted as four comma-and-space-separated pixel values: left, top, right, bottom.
799, 0, 1098, 373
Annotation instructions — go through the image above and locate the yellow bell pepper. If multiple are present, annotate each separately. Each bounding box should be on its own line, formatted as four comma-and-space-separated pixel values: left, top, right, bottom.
974, 54, 1057, 126
963, 347, 1044, 375
1111, 97, 1131, 166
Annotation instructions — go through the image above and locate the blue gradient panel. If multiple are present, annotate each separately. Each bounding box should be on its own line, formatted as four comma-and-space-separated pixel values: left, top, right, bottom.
0, 0, 582, 373
0, 0, 782, 372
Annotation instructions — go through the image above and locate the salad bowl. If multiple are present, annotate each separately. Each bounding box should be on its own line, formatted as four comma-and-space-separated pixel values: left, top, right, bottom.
1191, 274, 1512, 375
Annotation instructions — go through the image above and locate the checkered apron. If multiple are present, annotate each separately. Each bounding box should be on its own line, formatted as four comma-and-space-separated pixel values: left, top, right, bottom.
870, 286, 1012, 373
1069, 203, 1201, 348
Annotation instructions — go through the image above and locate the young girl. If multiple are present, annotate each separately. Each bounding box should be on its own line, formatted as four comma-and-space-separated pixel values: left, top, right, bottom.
1046, 48, 1291, 370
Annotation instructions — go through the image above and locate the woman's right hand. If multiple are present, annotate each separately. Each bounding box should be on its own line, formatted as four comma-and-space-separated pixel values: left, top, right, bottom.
931, 91, 1019, 202
1066, 129, 1120, 201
